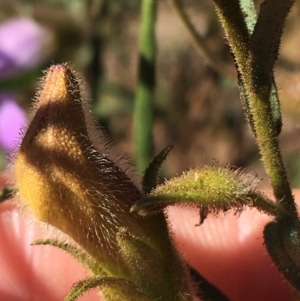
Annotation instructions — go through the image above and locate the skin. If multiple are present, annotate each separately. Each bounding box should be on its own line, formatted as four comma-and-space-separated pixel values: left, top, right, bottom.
0, 172, 297, 301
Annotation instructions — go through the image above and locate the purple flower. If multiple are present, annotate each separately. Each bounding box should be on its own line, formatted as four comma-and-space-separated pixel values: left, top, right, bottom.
0, 94, 26, 152
0, 17, 52, 78
0, 17, 53, 153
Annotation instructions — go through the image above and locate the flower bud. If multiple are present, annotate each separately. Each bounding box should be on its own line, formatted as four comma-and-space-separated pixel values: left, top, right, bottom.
15, 64, 163, 275
132, 166, 285, 220
15, 65, 195, 300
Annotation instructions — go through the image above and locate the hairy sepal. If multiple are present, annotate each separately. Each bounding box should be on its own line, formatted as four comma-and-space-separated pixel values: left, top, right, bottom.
116, 227, 193, 301
65, 277, 151, 301
32, 239, 105, 276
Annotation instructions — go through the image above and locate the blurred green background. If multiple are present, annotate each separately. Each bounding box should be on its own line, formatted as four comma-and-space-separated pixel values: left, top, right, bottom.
0, 0, 300, 187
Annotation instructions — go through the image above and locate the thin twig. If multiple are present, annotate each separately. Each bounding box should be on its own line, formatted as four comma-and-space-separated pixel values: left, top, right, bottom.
169, 0, 236, 79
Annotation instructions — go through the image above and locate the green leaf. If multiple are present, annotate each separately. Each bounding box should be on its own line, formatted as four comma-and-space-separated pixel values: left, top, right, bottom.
65, 277, 151, 301
142, 145, 173, 195
132, 166, 287, 219
264, 221, 300, 291
32, 239, 105, 276
280, 221, 300, 271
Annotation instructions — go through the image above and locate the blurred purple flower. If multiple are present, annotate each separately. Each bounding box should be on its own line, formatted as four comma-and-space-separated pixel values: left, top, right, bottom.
0, 17, 53, 153
0, 94, 26, 152
0, 17, 52, 78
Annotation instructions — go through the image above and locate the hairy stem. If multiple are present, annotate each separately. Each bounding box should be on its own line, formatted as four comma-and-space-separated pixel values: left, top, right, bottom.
247, 0, 296, 215
212, 0, 297, 217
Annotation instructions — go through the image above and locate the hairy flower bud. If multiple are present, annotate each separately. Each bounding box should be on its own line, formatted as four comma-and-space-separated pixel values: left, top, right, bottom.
15, 64, 161, 274
15, 65, 195, 300
133, 166, 285, 221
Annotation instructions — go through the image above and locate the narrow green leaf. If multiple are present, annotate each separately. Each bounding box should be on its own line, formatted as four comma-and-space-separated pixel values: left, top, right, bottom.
142, 145, 173, 195
132, 166, 287, 219
250, 0, 294, 81
66, 277, 151, 301
32, 239, 105, 276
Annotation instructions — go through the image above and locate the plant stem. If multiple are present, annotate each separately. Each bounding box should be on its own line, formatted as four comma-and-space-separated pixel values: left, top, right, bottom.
244, 87, 296, 214
212, 0, 297, 217
133, 0, 156, 174
247, 0, 296, 215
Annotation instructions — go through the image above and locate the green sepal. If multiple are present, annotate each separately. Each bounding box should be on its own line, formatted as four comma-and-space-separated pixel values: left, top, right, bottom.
116, 228, 165, 298
132, 166, 287, 219
65, 276, 151, 301
142, 145, 173, 195
116, 227, 192, 301
32, 239, 105, 276
264, 221, 300, 291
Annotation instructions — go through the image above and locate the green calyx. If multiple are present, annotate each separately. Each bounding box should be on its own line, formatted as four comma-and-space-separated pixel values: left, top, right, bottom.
133, 166, 287, 220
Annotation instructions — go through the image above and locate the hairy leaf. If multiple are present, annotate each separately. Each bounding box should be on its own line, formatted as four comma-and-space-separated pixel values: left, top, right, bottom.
264, 221, 300, 291
142, 145, 173, 195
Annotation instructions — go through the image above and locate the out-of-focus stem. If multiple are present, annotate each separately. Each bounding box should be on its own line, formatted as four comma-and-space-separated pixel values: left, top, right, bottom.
169, 0, 236, 79
133, 0, 156, 174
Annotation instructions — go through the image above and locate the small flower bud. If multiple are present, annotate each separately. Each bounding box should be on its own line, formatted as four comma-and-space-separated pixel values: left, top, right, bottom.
133, 166, 285, 220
